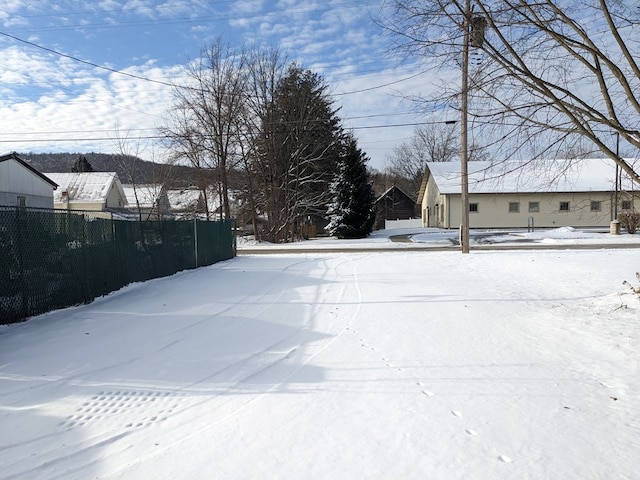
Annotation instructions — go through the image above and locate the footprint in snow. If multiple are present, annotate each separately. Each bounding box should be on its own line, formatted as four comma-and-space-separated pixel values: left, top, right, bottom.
498, 455, 513, 463
451, 410, 463, 418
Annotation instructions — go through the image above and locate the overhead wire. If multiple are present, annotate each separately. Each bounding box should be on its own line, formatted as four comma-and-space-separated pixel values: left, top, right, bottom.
0, 1, 433, 147
0, 119, 444, 144
0, 31, 177, 88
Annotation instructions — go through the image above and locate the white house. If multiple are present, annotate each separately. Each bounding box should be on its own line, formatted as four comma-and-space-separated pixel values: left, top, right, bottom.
166, 187, 223, 219
47, 172, 128, 213
0, 152, 58, 209
418, 158, 639, 229
122, 184, 170, 218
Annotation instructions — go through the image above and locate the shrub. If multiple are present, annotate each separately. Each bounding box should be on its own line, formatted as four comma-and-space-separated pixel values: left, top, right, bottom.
618, 211, 640, 234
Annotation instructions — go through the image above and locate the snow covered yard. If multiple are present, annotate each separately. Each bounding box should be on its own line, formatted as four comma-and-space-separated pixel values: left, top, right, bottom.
1, 235, 639, 479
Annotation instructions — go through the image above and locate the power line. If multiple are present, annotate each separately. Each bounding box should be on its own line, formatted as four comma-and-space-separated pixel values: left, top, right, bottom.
334, 69, 429, 96
0, 119, 456, 145
1, 28, 423, 100
0, 30, 177, 88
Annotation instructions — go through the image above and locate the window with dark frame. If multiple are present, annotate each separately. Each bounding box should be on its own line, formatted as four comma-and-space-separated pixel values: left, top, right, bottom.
528, 202, 539, 213
590, 201, 601, 212
621, 200, 632, 210
508, 202, 519, 213
469, 203, 479, 213
559, 201, 570, 212
17, 196, 26, 207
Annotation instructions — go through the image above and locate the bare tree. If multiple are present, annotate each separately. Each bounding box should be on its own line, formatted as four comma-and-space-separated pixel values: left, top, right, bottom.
387, 122, 487, 198
239, 47, 289, 240
161, 39, 248, 219
111, 126, 173, 222
382, 0, 640, 184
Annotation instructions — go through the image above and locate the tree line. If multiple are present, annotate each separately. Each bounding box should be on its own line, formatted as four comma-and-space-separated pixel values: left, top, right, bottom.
160, 41, 375, 242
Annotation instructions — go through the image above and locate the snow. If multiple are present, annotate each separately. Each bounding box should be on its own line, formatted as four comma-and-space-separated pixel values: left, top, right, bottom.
121, 185, 163, 209
1, 228, 639, 479
47, 173, 121, 203
166, 187, 221, 214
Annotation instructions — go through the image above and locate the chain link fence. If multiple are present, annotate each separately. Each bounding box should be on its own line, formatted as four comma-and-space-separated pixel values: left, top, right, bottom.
0, 206, 236, 324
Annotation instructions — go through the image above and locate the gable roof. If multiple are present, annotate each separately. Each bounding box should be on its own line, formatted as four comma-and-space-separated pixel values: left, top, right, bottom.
166, 187, 222, 212
426, 158, 632, 195
0, 152, 58, 188
47, 172, 127, 204
122, 184, 166, 208
376, 185, 414, 204
166, 188, 201, 211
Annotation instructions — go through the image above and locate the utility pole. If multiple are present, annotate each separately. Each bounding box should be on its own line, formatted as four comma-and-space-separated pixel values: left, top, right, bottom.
460, 0, 471, 254
460, 3, 487, 253
614, 132, 619, 220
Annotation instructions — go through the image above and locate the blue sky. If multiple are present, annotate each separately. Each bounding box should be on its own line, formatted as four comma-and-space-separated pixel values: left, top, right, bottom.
0, 0, 450, 170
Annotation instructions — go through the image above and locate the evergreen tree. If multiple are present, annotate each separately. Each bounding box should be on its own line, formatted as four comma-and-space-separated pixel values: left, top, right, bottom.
327, 136, 376, 239
254, 63, 343, 242
71, 155, 94, 172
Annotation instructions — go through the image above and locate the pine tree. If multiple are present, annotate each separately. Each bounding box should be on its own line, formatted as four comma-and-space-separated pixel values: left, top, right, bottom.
71, 155, 94, 172
254, 63, 343, 242
327, 136, 376, 239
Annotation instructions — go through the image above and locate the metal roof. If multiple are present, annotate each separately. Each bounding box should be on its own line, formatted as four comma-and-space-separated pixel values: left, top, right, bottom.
426, 158, 635, 195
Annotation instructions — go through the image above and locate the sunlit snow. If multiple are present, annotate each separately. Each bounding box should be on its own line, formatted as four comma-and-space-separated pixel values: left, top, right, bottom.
1, 229, 639, 479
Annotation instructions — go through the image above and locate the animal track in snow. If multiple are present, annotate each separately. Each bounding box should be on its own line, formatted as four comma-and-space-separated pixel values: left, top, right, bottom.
416, 382, 434, 397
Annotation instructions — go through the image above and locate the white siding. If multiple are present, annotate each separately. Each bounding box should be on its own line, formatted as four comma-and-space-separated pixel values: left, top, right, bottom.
0, 159, 55, 208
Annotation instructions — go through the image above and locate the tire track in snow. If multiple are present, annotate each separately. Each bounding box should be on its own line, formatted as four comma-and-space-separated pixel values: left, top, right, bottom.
101, 255, 367, 475
3, 257, 317, 402
2, 256, 325, 479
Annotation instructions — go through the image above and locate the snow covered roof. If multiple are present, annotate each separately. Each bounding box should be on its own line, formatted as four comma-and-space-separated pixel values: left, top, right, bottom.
166, 188, 201, 211
426, 158, 632, 195
121, 184, 164, 208
47, 172, 125, 203
166, 188, 222, 212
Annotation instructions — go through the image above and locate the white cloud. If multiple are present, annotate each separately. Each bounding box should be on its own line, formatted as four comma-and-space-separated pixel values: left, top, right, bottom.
0, 48, 182, 159
0, 1, 427, 169
231, 0, 265, 15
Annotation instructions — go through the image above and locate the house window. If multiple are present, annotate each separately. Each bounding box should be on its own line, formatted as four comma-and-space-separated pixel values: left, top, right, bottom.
17, 196, 26, 207
469, 203, 479, 213
621, 200, 632, 210
559, 201, 570, 212
528, 202, 539, 213
590, 201, 601, 212
508, 202, 519, 213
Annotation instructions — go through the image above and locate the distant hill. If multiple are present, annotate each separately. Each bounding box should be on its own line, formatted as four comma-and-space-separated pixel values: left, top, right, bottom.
17, 152, 207, 187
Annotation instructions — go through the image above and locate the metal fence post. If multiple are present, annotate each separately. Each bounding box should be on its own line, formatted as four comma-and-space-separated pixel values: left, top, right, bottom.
193, 218, 198, 268
15, 207, 28, 319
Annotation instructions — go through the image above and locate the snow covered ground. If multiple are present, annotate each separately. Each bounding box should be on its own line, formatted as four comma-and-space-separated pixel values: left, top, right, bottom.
1, 228, 639, 479
238, 226, 640, 250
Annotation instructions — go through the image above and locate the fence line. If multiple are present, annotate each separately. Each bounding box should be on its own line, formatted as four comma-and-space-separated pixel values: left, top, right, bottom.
0, 206, 235, 324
